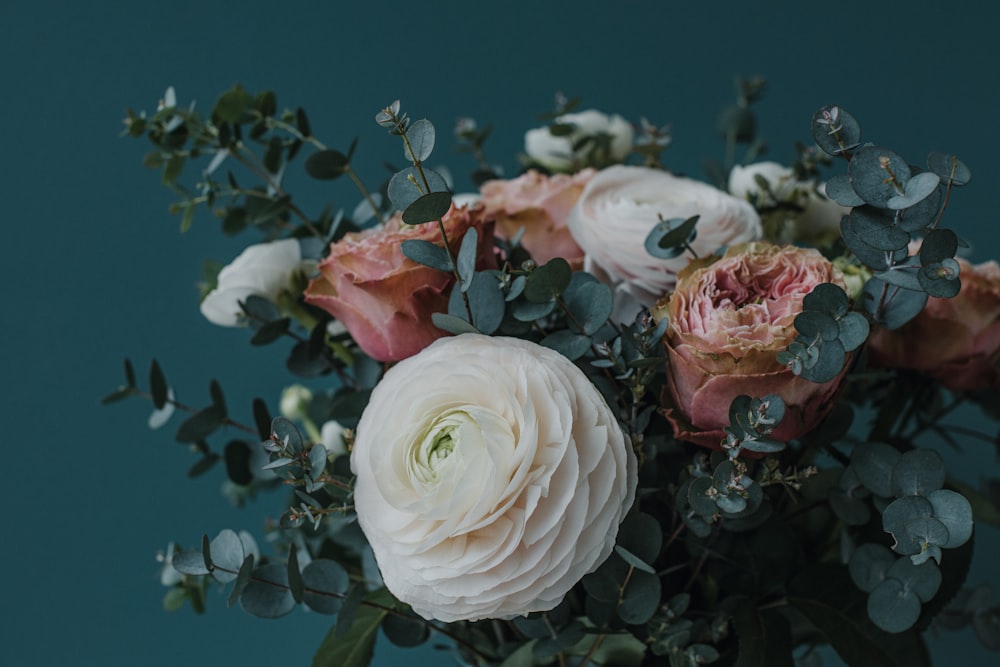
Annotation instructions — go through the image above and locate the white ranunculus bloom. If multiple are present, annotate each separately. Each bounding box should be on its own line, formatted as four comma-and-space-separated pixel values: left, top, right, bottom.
200, 239, 302, 327
568, 165, 762, 322
524, 109, 634, 172
352, 334, 637, 622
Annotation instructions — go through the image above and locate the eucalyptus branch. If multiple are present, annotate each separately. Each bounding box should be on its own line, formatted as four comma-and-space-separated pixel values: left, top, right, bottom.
226, 149, 324, 238
132, 389, 259, 436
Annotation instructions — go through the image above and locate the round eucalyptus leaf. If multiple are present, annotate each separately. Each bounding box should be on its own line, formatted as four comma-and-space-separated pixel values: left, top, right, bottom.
862, 277, 929, 330
852, 442, 901, 498
540, 330, 591, 361
795, 310, 840, 342
240, 563, 296, 618
402, 191, 453, 225
842, 225, 908, 274
811, 105, 862, 155
906, 516, 950, 552
466, 271, 506, 335
919, 228, 959, 263
688, 476, 718, 518
886, 171, 941, 210
582, 555, 628, 603
210, 529, 245, 583
644, 216, 698, 259
618, 569, 661, 624
927, 152, 972, 186
382, 613, 430, 647
845, 207, 911, 252
896, 185, 942, 232
271, 416, 303, 454
524, 257, 572, 303
170, 549, 211, 576
848, 145, 912, 208
510, 298, 556, 322
565, 280, 613, 336
300, 559, 349, 614
882, 495, 934, 555
387, 166, 449, 212
868, 578, 922, 633
918, 259, 962, 298
849, 543, 896, 592
892, 448, 946, 497
304, 149, 350, 180
403, 118, 435, 163
824, 173, 865, 207
800, 338, 845, 383
617, 512, 662, 564
716, 492, 748, 515
887, 556, 942, 602
803, 282, 850, 317
837, 312, 870, 352
928, 489, 974, 548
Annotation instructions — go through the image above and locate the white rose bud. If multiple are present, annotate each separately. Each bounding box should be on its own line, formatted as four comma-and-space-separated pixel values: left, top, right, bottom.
728, 161, 797, 202
279, 384, 313, 421
352, 334, 637, 622
524, 109, 634, 172
320, 420, 346, 458
200, 238, 302, 327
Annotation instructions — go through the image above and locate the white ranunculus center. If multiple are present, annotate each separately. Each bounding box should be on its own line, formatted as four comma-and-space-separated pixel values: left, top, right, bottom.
410, 411, 477, 486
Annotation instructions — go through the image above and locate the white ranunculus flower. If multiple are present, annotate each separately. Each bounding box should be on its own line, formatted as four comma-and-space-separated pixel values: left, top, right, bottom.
568, 165, 762, 322
352, 334, 637, 622
524, 109, 634, 172
200, 239, 302, 327
728, 161, 797, 202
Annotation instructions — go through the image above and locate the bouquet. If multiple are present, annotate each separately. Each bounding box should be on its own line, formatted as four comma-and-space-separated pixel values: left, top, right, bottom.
107, 79, 1000, 666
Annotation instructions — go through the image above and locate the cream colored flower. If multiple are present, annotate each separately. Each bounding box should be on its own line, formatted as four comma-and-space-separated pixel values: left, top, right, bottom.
351, 334, 637, 621
200, 239, 302, 327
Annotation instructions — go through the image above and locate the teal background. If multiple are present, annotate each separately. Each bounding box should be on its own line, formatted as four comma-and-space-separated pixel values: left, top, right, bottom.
3, 1, 998, 664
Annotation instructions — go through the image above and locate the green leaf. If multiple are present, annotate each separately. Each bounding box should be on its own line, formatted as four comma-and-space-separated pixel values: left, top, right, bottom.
209, 529, 245, 583
852, 442, 901, 498
803, 282, 850, 317
456, 227, 478, 290
825, 173, 865, 206
614, 545, 656, 574
302, 559, 349, 615
883, 496, 935, 555
240, 563, 296, 618
524, 257, 571, 303
381, 614, 429, 648
565, 280, 613, 335
927, 489, 974, 548
466, 271, 505, 335
101, 387, 134, 405
175, 405, 226, 443
926, 152, 971, 186
271, 416, 304, 453
918, 228, 959, 264
790, 589, 899, 665
251, 317, 290, 345
402, 191, 453, 225
887, 172, 940, 210
795, 311, 840, 342
171, 549, 211, 576
179, 202, 195, 232
644, 215, 699, 260
811, 105, 861, 156
227, 554, 255, 608
224, 440, 253, 486
403, 118, 435, 163
868, 578, 922, 633
162, 154, 184, 185
252, 398, 272, 441
541, 330, 591, 360
312, 590, 392, 667
617, 569, 660, 624
838, 312, 870, 351
849, 543, 896, 593
401, 239, 451, 271
848, 146, 912, 208
387, 166, 449, 211
431, 312, 479, 335
892, 449, 946, 497
150, 359, 169, 409
296, 107, 312, 137
305, 149, 350, 180
213, 85, 255, 124
887, 557, 941, 603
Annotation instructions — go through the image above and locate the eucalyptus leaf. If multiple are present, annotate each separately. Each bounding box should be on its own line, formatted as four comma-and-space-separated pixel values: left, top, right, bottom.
886, 172, 940, 210
541, 330, 591, 361
312, 589, 393, 667
618, 569, 661, 624
387, 166, 449, 211
150, 359, 169, 409
886, 557, 941, 603
927, 152, 972, 186
852, 442, 901, 498
305, 149, 350, 180
892, 449, 946, 497
240, 563, 296, 618
227, 554, 255, 608
456, 227, 478, 290
849, 543, 896, 593
431, 312, 479, 335
868, 578, 922, 633
848, 146, 912, 208
883, 496, 934, 555
811, 105, 862, 155
403, 118, 435, 163
927, 489, 974, 548
171, 550, 211, 576
401, 191, 453, 225
466, 271, 506, 335
825, 173, 865, 207
209, 529, 245, 583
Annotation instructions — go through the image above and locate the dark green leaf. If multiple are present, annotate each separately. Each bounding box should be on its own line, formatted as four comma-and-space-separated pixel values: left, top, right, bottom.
456, 227, 478, 290
892, 449, 946, 497
224, 440, 253, 485
240, 563, 296, 618
918, 228, 959, 264
431, 312, 479, 335
849, 543, 896, 593
887, 172, 940, 210
825, 173, 865, 207
868, 578, 922, 633
175, 405, 226, 443
927, 489, 974, 548
838, 312, 870, 352
210, 529, 245, 583
186, 452, 219, 478
618, 569, 660, 624
402, 191, 453, 225
541, 330, 591, 360
302, 559, 350, 615
845, 207, 911, 252
811, 105, 861, 155
882, 496, 935, 555
312, 589, 392, 667
644, 215, 698, 259
252, 398, 272, 441
162, 154, 184, 185
887, 557, 941, 603
213, 85, 255, 124
271, 416, 304, 453
403, 118, 435, 163
227, 554, 255, 608
853, 442, 901, 498
171, 549, 211, 576
795, 311, 840, 342
524, 257, 571, 303
387, 166, 449, 211
305, 149, 350, 180
565, 280, 613, 335
466, 271, 506, 335
296, 107, 312, 137
511, 298, 556, 321
150, 359, 169, 409
381, 614, 429, 648
849, 146, 911, 208
101, 387, 134, 405
803, 282, 850, 316
862, 278, 928, 330
614, 545, 656, 574
926, 152, 971, 186
251, 317, 290, 345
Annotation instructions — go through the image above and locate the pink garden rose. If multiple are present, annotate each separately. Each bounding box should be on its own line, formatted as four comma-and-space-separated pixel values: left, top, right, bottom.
868, 257, 1000, 391
656, 242, 848, 449
568, 165, 762, 322
479, 169, 594, 266
304, 205, 496, 362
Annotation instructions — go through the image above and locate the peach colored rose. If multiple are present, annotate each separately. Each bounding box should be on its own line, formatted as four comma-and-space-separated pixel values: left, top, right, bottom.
868, 258, 1000, 391
656, 242, 848, 449
479, 169, 593, 266
304, 205, 496, 362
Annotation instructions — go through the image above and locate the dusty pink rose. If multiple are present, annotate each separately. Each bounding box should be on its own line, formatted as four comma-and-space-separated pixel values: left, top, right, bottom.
304, 205, 496, 362
655, 242, 848, 449
479, 169, 594, 266
868, 258, 1000, 391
